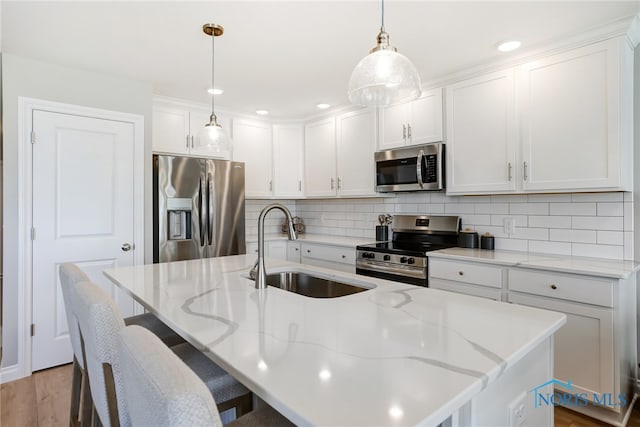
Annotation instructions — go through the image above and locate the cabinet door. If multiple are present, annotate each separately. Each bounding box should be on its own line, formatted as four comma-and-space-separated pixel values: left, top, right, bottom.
509, 293, 615, 400
273, 125, 304, 197
267, 241, 288, 260
378, 103, 408, 150
519, 39, 625, 191
336, 109, 376, 196
232, 119, 273, 198
407, 88, 443, 146
152, 104, 190, 154
189, 109, 232, 159
304, 118, 337, 197
446, 69, 517, 194
287, 241, 301, 263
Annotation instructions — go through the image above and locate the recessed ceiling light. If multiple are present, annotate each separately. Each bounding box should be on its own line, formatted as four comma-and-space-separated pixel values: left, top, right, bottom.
316, 103, 331, 109
207, 88, 224, 95
255, 110, 269, 115
497, 40, 521, 52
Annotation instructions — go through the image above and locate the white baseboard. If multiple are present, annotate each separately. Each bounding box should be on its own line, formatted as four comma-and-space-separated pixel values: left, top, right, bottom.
0, 364, 28, 384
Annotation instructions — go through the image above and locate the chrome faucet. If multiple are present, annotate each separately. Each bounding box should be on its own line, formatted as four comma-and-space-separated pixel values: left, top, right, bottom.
250, 204, 297, 289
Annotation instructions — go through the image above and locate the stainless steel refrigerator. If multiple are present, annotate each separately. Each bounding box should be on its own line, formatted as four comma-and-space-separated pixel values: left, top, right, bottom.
153, 154, 246, 263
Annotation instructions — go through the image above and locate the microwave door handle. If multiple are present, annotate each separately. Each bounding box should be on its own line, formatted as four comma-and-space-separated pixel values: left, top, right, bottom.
199, 176, 207, 247
416, 149, 425, 189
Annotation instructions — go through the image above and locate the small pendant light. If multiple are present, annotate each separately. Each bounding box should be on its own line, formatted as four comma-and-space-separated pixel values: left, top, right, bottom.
348, 0, 422, 107
197, 23, 230, 151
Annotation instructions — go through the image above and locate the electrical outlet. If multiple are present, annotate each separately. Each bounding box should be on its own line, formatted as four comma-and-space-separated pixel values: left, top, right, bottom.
504, 217, 516, 234
508, 392, 528, 427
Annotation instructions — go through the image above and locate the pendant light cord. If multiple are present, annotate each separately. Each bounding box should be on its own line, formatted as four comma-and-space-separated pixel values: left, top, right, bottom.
211, 30, 215, 117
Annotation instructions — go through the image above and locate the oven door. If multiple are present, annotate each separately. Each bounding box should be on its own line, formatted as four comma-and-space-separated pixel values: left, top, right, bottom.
375, 143, 444, 192
356, 260, 428, 287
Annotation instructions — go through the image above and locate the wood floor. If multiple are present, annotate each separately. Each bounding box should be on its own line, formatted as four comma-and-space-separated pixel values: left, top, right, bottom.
2, 364, 640, 426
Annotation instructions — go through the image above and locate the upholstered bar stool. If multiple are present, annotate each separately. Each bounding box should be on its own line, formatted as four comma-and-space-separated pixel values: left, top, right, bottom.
70, 279, 252, 426
60, 264, 187, 425
118, 325, 294, 427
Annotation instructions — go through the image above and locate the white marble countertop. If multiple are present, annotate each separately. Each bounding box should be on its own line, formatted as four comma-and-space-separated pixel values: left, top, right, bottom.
246, 233, 377, 248
429, 248, 640, 279
105, 255, 565, 426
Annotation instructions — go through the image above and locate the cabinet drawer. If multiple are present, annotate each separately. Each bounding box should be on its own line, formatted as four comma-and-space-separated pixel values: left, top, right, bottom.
509, 269, 614, 307
429, 259, 502, 288
301, 243, 355, 265
430, 278, 502, 301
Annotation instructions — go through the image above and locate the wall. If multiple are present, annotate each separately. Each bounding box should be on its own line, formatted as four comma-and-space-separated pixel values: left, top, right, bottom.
296, 191, 634, 260
245, 200, 297, 238
1, 53, 152, 369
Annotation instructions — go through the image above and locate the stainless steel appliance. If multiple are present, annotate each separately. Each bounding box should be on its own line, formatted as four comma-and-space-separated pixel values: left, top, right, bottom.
153, 154, 245, 263
356, 215, 460, 286
375, 143, 445, 192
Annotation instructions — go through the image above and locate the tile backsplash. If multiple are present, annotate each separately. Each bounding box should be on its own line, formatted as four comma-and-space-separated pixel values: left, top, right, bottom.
247, 192, 633, 261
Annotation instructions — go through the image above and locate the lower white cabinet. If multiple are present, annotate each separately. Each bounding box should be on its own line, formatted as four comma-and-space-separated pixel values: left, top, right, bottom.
300, 242, 355, 273
429, 258, 503, 301
246, 240, 288, 260
287, 241, 301, 263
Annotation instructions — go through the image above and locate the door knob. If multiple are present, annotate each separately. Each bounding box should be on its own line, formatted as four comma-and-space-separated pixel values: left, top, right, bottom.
121, 243, 133, 252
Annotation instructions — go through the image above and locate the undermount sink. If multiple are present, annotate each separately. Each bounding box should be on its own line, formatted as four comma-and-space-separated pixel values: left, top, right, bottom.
264, 271, 370, 298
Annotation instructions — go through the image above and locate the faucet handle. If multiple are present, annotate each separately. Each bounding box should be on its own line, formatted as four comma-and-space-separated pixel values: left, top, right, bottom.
249, 259, 259, 280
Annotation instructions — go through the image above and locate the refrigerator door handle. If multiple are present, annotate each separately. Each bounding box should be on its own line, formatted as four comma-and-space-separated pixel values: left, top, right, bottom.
199, 176, 207, 246
207, 174, 214, 247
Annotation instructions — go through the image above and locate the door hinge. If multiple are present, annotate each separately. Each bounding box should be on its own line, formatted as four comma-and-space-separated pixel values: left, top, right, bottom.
30, 131, 36, 144
31, 324, 35, 337
31, 227, 36, 240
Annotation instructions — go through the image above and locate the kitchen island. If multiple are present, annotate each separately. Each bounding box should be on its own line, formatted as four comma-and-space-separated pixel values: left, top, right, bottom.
104, 255, 566, 426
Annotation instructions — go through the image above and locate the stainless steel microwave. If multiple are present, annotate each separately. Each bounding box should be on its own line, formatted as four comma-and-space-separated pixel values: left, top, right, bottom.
375, 143, 445, 192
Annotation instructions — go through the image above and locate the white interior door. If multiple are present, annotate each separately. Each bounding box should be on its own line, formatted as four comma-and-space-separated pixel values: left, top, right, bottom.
31, 110, 137, 371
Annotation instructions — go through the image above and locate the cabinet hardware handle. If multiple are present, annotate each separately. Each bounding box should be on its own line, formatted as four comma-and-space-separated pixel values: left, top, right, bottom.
186, 135, 190, 149
299, 180, 302, 191
342, 255, 346, 259
337, 177, 341, 189
550, 284, 557, 290
191, 135, 194, 148
269, 180, 273, 192
523, 161, 528, 181
295, 248, 299, 251
508, 162, 512, 181
407, 124, 412, 141
458, 271, 464, 276
121, 243, 133, 252
330, 178, 334, 190
307, 249, 311, 253
402, 124, 407, 141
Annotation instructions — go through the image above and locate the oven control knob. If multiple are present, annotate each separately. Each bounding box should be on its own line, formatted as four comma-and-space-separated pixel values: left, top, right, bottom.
383, 255, 391, 261
363, 252, 374, 259
407, 257, 415, 265
400, 257, 407, 263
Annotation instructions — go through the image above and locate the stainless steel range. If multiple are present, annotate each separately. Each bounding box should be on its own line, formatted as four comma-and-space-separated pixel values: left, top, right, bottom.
356, 215, 461, 286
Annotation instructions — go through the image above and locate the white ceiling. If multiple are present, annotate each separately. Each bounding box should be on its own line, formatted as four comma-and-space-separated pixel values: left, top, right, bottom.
2, 1, 639, 119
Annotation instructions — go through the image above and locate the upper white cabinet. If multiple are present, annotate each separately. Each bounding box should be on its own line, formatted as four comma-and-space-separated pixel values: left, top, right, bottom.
446, 69, 517, 194
336, 109, 377, 196
232, 119, 273, 198
519, 38, 632, 192
445, 37, 633, 195
304, 117, 337, 197
378, 88, 444, 150
152, 99, 231, 159
273, 124, 304, 198
304, 109, 377, 198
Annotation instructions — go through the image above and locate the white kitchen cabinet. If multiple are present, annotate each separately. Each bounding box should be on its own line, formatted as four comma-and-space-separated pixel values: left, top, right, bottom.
445, 69, 517, 194
287, 241, 301, 263
378, 88, 443, 150
246, 240, 288, 260
519, 38, 632, 192
152, 99, 231, 159
445, 37, 633, 196
336, 109, 376, 196
300, 242, 355, 273
508, 267, 635, 425
304, 117, 337, 197
429, 258, 503, 301
273, 124, 304, 198
232, 119, 273, 198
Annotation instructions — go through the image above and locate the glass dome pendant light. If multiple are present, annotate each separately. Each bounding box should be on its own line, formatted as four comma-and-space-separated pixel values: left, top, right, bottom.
348, 0, 422, 107
197, 23, 230, 151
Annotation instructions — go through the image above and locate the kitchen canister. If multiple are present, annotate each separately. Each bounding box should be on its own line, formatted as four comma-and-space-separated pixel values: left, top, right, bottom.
457, 229, 479, 248
376, 225, 389, 241
480, 233, 495, 250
